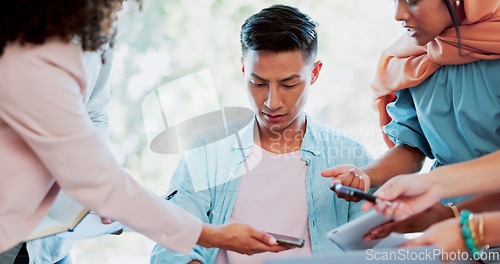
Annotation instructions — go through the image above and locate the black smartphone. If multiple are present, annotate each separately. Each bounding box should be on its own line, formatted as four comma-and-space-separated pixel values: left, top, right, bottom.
267, 232, 305, 248
331, 184, 392, 206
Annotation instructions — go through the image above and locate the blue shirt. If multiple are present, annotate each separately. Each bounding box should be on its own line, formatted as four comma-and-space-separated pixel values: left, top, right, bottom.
384, 58, 500, 204
151, 116, 373, 264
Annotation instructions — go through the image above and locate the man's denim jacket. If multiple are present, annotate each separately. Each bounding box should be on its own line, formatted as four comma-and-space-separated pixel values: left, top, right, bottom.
151, 116, 373, 264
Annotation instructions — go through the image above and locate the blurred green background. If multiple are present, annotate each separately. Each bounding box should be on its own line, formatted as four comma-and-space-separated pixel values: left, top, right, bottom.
73, 0, 404, 263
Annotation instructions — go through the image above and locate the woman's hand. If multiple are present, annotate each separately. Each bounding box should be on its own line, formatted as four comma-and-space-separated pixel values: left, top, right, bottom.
321, 165, 371, 202
362, 173, 441, 221
402, 218, 466, 262
197, 223, 289, 255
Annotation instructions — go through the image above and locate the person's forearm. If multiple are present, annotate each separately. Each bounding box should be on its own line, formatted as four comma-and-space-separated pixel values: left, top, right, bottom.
362, 143, 425, 187
456, 193, 500, 213
197, 223, 220, 249
196, 223, 283, 256
430, 150, 500, 198
482, 211, 500, 247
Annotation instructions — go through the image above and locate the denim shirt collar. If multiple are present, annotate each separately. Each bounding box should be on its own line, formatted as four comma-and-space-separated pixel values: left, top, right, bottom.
231, 114, 322, 157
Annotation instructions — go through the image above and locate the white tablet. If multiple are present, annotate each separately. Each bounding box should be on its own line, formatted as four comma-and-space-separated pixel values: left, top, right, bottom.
326, 209, 392, 250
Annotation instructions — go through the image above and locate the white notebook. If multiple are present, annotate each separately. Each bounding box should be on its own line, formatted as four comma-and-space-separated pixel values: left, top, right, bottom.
25, 190, 88, 241
25, 190, 124, 241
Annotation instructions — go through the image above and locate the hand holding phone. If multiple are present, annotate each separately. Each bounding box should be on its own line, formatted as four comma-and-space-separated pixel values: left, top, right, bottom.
266, 232, 305, 248
330, 184, 392, 206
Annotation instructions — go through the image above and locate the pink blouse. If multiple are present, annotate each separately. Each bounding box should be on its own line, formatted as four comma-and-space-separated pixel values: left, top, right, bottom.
0, 39, 201, 254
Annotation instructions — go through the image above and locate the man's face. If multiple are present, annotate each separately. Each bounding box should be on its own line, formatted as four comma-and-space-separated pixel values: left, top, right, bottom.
241, 50, 322, 137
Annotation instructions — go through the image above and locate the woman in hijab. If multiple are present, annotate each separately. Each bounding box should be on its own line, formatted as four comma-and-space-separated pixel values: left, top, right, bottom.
322, 0, 500, 256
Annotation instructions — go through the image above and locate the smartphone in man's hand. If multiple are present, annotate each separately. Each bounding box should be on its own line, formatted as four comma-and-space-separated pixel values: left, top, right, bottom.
266, 232, 305, 248
331, 184, 392, 206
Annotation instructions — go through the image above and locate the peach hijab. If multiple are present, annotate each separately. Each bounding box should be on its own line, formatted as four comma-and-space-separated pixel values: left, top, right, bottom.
371, 0, 500, 147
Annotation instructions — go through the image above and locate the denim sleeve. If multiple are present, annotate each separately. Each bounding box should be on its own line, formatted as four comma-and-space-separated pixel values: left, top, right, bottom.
384, 89, 433, 159
26, 237, 73, 264
151, 148, 212, 264
85, 50, 112, 140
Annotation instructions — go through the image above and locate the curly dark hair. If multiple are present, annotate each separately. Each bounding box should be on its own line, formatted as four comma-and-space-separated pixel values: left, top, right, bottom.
0, 0, 142, 56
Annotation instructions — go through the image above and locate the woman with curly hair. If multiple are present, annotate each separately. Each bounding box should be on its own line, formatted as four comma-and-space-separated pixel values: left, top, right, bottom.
0, 0, 286, 261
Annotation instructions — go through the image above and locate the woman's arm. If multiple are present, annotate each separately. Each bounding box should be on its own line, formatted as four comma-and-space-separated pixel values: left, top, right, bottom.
362, 143, 425, 187
369, 150, 500, 220
430, 150, 500, 198
456, 192, 500, 213
403, 211, 500, 257
364, 192, 500, 241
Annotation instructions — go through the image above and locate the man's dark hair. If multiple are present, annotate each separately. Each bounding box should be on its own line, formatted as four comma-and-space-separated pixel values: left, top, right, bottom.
240, 4, 318, 61
0, 0, 142, 56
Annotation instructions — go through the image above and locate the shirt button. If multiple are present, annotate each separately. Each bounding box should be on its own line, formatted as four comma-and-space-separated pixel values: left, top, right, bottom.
229, 172, 235, 177
160, 234, 168, 242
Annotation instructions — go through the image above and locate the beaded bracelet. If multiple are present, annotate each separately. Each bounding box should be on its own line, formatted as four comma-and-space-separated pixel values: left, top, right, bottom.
468, 214, 479, 248
460, 210, 481, 256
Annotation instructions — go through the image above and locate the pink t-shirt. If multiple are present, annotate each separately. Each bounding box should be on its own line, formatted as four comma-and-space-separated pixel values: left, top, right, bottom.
216, 143, 312, 264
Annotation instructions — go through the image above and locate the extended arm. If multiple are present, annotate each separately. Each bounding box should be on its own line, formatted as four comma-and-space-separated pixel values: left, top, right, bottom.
0, 41, 202, 254
370, 150, 500, 220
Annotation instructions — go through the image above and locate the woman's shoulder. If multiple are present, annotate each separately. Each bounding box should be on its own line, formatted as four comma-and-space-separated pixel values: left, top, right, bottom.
2, 39, 83, 75
0, 39, 86, 90
411, 58, 500, 97
433, 58, 500, 81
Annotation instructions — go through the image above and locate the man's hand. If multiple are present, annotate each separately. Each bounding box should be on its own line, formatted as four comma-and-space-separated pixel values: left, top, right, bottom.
321, 165, 371, 202
197, 223, 289, 255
